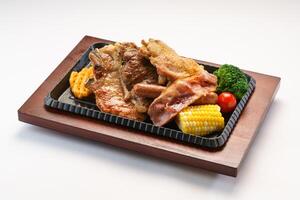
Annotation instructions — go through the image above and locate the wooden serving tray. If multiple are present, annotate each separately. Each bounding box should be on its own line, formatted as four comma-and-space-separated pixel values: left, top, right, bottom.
18, 36, 280, 177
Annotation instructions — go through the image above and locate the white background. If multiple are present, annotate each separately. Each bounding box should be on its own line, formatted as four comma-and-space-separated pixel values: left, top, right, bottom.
1, 0, 299, 199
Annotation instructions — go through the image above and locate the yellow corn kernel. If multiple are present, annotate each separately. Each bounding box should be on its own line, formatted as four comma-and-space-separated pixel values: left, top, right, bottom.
176, 105, 225, 136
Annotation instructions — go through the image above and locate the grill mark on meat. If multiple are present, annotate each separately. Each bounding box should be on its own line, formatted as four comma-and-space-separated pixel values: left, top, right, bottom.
148, 71, 217, 126
88, 43, 145, 120
88, 42, 159, 120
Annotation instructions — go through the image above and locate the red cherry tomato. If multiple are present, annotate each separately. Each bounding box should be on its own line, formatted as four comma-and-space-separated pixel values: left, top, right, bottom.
217, 92, 237, 113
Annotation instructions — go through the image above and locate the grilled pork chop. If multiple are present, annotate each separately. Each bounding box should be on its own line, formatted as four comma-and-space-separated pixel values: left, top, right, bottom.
88, 43, 143, 120
88, 42, 158, 120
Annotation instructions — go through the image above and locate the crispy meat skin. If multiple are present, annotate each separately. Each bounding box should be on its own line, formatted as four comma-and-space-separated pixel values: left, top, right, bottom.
140, 39, 204, 81
148, 71, 217, 126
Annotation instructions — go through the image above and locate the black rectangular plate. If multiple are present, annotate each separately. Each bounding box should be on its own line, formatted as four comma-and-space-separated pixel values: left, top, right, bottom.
44, 42, 256, 148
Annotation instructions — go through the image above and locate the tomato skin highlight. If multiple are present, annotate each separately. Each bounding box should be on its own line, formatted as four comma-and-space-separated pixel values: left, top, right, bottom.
217, 92, 237, 113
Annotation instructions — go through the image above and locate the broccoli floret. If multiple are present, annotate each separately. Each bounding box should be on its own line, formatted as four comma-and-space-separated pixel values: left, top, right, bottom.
213, 64, 249, 99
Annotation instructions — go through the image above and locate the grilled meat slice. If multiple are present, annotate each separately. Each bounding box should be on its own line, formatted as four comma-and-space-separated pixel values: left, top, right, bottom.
88, 71, 145, 120
193, 92, 218, 105
119, 43, 158, 112
132, 83, 218, 105
120, 47, 158, 91
89, 44, 123, 80
88, 42, 159, 119
88, 43, 145, 120
140, 39, 204, 81
148, 71, 217, 126
118, 44, 158, 112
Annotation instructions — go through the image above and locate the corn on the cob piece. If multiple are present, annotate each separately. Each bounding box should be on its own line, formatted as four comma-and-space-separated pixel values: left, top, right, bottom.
176, 105, 224, 136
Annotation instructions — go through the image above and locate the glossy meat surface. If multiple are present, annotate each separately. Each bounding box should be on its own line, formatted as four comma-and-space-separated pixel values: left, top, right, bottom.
148, 71, 217, 126
140, 39, 204, 81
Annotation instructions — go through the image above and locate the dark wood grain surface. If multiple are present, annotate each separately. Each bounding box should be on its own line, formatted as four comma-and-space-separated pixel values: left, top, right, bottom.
18, 36, 280, 177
